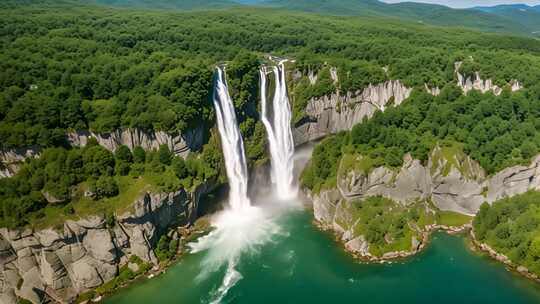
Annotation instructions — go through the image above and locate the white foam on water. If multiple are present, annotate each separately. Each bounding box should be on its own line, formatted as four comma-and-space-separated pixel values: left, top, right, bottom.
189, 206, 283, 303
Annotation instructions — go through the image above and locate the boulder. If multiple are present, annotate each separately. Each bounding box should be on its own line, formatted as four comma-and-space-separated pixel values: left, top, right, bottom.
70, 258, 103, 290
17, 267, 45, 304
345, 236, 370, 256
83, 229, 116, 263
40, 250, 71, 290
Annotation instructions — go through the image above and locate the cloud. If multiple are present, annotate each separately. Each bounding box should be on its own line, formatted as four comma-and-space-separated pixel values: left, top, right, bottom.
381, 0, 540, 9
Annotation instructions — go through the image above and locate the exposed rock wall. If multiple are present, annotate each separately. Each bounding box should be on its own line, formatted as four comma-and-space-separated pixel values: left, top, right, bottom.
293, 80, 412, 146
66, 127, 204, 157
312, 150, 540, 230
310, 151, 540, 260
0, 127, 203, 179
0, 182, 212, 304
0, 147, 41, 178
424, 84, 440, 96
455, 62, 523, 95
456, 71, 503, 95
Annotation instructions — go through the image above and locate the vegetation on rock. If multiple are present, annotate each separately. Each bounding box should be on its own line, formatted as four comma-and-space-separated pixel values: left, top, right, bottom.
302, 83, 540, 193
0, 138, 222, 228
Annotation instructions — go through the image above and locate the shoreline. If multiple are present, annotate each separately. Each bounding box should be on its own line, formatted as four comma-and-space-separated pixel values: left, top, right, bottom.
314, 218, 471, 264
469, 230, 540, 284
87, 221, 213, 303
93, 207, 540, 303
316, 214, 540, 285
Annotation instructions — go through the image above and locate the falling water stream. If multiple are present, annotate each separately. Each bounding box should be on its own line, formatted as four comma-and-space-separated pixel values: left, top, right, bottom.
211, 67, 251, 211
260, 61, 297, 199
187, 66, 287, 303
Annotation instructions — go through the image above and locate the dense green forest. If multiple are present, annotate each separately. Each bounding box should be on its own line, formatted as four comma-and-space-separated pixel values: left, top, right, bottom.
2, 4, 540, 150
25, 0, 539, 36
474, 192, 540, 275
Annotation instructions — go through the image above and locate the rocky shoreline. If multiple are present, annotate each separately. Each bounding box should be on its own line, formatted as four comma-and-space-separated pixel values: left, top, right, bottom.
93, 220, 213, 303
469, 230, 540, 284
316, 207, 540, 285
314, 215, 471, 263
0, 180, 217, 304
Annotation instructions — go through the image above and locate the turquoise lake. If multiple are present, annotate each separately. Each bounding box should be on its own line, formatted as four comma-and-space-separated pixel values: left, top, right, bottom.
105, 209, 540, 304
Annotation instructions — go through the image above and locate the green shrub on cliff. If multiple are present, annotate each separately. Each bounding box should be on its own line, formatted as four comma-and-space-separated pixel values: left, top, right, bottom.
346, 197, 436, 257
155, 234, 179, 262
301, 133, 347, 193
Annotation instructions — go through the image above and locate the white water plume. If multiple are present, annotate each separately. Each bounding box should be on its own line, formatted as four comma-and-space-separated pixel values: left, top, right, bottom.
189, 207, 282, 304
260, 61, 297, 200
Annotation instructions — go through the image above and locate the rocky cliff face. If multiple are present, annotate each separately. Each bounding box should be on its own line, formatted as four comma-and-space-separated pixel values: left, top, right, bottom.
293, 81, 412, 146
310, 150, 540, 259
455, 62, 523, 96
312, 148, 540, 232
66, 127, 204, 157
0, 182, 212, 304
0, 127, 203, 179
0, 147, 41, 178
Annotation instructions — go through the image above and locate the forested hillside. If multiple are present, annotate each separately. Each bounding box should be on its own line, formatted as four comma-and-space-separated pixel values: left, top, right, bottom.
2, 4, 540, 149
262, 0, 529, 35
475, 4, 540, 36
93, 0, 239, 10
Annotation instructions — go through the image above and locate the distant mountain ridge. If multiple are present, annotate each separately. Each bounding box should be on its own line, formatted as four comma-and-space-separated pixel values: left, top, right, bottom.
10, 0, 537, 36
93, 0, 239, 10
252, 0, 530, 35
474, 3, 540, 35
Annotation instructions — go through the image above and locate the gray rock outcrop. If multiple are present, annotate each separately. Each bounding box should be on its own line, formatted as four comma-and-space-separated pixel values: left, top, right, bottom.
455, 62, 523, 96
424, 84, 440, 96
293, 80, 412, 145
0, 147, 41, 178
0, 127, 203, 179
0, 181, 212, 303
66, 127, 204, 157
312, 149, 540, 231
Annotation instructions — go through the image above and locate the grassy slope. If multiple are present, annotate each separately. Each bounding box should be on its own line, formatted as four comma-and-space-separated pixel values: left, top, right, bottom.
27, 176, 156, 229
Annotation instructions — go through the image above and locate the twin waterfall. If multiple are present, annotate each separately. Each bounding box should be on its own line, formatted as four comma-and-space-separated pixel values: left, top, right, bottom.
196, 62, 295, 303
212, 61, 296, 209
260, 62, 297, 199
213, 67, 251, 210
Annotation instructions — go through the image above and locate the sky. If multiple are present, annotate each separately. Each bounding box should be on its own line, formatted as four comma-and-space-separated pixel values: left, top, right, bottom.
381, 0, 540, 8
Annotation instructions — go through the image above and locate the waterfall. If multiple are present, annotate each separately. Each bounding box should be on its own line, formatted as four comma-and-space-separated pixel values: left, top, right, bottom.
213, 67, 251, 210
260, 61, 297, 199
